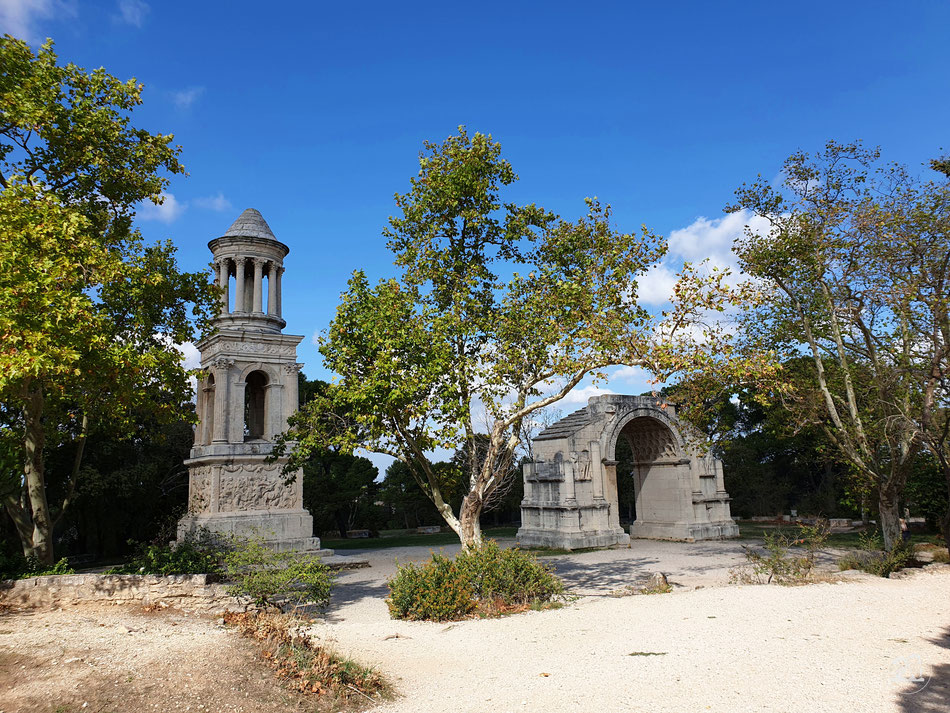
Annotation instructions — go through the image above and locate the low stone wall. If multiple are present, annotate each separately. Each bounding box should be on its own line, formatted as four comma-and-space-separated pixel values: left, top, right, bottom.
0, 573, 247, 614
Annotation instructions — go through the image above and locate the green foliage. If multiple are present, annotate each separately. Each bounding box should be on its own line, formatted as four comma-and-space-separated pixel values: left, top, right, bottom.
288, 127, 724, 546
302, 449, 380, 538
106, 537, 222, 576
386, 541, 563, 621
836, 531, 913, 577
223, 536, 333, 610
706, 140, 950, 551
732, 521, 829, 585
0, 38, 217, 564
46, 417, 194, 560
0, 551, 74, 580
386, 554, 475, 621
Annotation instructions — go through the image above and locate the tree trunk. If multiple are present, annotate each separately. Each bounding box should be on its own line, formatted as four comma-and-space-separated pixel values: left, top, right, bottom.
22, 381, 54, 564
878, 486, 902, 551
335, 511, 348, 539
458, 494, 483, 548
941, 466, 950, 548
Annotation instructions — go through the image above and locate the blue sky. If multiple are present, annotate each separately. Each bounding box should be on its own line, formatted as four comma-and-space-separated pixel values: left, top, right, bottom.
4, 0, 949, 415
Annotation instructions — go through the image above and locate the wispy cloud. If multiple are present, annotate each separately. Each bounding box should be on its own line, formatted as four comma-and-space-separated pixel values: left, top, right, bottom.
636, 209, 771, 307
169, 86, 205, 110
557, 383, 617, 410
115, 0, 148, 27
139, 192, 185, 223
0, 0, 76, 43
193, 192, 232, 212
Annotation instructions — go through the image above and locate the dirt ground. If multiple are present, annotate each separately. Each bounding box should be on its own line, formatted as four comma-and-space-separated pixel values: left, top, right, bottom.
2, 539, 949, 713
0, 605, 313, 713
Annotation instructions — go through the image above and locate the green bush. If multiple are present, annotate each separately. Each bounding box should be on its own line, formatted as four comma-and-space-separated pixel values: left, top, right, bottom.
223, 536, 333, 610
837, 531, 913, 577
106, 537, 222, 576
732, 521, 829, 585
0, 551, 75, 580
386, 541, 563, 621
385, 554, 475, 621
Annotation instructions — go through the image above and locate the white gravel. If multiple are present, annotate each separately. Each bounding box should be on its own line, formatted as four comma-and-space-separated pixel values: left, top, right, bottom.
314, 540, 950, 713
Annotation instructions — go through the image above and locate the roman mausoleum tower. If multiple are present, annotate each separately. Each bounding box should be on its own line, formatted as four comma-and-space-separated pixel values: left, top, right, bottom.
177, 209, 319, 551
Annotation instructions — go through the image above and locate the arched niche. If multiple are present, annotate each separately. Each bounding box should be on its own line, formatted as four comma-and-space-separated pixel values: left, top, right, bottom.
244, 370, 269, 441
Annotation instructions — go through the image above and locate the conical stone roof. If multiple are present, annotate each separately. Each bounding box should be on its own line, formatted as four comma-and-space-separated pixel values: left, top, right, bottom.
223, 208, 276, 240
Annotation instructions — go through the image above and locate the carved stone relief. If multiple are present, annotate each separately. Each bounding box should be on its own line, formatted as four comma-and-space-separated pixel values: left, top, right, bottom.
188, 466, 212, 514
217, 463, 297, 511
624, 419, 678, 462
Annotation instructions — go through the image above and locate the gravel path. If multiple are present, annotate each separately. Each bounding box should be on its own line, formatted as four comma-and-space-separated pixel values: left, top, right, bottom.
313, 540, 950, 713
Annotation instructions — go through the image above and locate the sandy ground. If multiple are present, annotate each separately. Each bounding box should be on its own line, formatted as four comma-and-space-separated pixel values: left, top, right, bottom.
2, 539, 948, 713
0, 605, 312, 713
312, 539, 950, 713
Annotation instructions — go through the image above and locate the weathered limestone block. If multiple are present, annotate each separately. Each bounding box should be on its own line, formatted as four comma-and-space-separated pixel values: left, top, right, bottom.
0, 574, 247, 614
518, 395, 739, 549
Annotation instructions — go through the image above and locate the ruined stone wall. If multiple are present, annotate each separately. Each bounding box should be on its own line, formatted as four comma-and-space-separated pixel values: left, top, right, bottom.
0, 574, 247, 614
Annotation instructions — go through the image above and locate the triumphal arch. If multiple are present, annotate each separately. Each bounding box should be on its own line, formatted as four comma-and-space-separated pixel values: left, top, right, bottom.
177, 209, 320, 551
517, 395, 739, 549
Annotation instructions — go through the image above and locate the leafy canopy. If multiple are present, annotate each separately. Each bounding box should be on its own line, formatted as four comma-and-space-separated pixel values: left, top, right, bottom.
288, 127, 722, 544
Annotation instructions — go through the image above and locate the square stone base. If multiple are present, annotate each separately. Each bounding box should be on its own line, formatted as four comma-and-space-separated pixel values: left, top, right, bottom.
630, 518, 739, 541
177, 509, 321, 552
517, 527, 630, 550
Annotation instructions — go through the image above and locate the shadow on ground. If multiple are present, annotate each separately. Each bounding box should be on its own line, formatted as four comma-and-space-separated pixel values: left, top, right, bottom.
323, 574, 390, 621
896, 625, 950, 712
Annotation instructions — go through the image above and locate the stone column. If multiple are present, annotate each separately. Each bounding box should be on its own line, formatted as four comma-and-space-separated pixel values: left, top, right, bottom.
590, 440, 605, 500
563, 454, 578, 503
603, 459, 621, 530
275, 267, 284, 317
234, 258, 247, 313
267, 262, 278, 316
201, 379, 216, 444
216, 260, 230, 316
211, 359, 232, 443
230, 379, 247, 443
252, 259, 264, 313
264, 383, 283, 439
284, 363, 301, 422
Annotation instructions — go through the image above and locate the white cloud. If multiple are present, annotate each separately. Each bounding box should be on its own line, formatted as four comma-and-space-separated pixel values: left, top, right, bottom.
638, 209, 773, 306
193, 192, 233, 212
139, 192, 185, 223
557, 383, 616, 410
611, 365, 649, 383
0, 0, 76, 42
170, 86, 204, 110
178, 341, 201, 370
667, 209, 771, 268
115, 0, 148, 27
636, 264, 679, 306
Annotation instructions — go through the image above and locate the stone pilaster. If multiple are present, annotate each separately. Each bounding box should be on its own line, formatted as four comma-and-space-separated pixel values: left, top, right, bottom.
211, 358, 233, 443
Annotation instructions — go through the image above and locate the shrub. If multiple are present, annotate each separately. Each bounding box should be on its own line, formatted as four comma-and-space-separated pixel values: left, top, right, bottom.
731, 521, 829, 585
386, 540, 563, 621
106, 536, 222, 576
223, 536, 333, 610
225, 610, 390, 703
0, 552, 75, 580
837, 531, 913, 577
